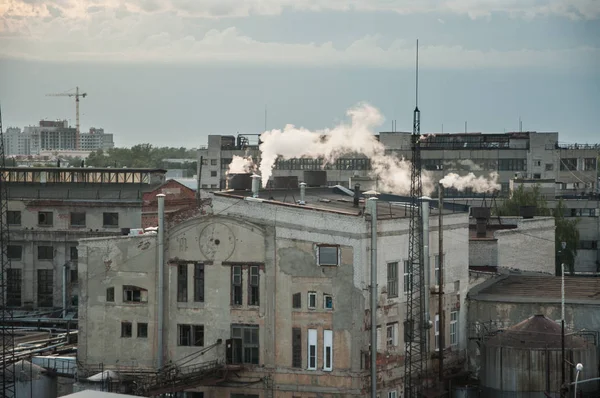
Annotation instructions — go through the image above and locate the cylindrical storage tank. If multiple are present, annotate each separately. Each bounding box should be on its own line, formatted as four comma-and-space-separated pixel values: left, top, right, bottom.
227, 173, 252, 190
481, 314, 598, 398
303, 170, 327, 187
12, 360, 57, 398
273, 176, 299, 189
452, 385, 480, 398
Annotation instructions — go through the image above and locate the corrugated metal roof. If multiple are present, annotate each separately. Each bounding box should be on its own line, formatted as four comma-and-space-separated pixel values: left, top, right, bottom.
470, 274, 600, 304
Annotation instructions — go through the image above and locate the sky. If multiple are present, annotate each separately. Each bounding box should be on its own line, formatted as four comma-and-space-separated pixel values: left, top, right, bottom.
0, 0, 599, 148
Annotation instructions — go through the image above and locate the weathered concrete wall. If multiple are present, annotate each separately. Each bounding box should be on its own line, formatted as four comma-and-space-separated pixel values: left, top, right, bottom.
469, 239, 498, 267
496, 217, 555, 274
78, 235, 158, 368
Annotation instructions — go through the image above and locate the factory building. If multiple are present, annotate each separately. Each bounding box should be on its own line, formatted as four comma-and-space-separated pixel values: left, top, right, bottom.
3, 166, 167, 311
77, 177, 471, 397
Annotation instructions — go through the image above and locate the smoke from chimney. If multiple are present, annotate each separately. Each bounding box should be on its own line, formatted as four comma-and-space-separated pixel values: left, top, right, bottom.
227, 155, 256, 175
439, 172, 500, 193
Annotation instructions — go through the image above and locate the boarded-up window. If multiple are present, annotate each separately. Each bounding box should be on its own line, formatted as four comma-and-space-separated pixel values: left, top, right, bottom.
317, 245, 339, 266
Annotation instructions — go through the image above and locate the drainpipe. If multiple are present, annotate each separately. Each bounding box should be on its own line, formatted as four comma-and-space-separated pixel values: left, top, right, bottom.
62, 262, 69, 317
421, 198, 431, 352
251, 174, 260, 198
299, 182, 307, 205
368, 197, 378, 398
157, 193, 165, 370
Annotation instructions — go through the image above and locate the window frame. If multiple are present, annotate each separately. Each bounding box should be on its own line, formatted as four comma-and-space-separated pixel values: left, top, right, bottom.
194, 263, 205, 302
37, 269, 54, 307
323, 329, 333, 371
7, 245, 22, 261
121, 322, 132, 338
177, 263, 188, 302
307, 291, 317, 309
317, 244, 339, 266
292, 327, 302, 368
138, 322, 148, 338
292, 292, 301, 309
122, 285, 148, 303
102, 212, 119, 228
37, 245, 54, 260
178, 324, 205, 347
7, 210, 21, 226
38, 211, 53, 226
231, 266, 243, 305
70, 212, 86, 227
450, 311, 458, 346
231, 324, 259, 364
434, 314, 440, 351
307, 329, 317, 370
323, 294, 333, 310
248, 266, 259, 306
387, 261, 398, 298
106, 287, 115, 302
6, 268, 22, 307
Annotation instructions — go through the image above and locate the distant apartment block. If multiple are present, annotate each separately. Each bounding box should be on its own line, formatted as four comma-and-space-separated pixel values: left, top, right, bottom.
3, 121, 114, 155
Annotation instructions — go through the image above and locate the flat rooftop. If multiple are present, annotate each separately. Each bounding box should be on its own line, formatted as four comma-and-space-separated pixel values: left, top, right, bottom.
469, 274, 600, 305
214, 185, 466, 219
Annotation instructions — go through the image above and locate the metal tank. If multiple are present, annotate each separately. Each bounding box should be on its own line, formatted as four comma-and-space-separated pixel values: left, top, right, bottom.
303, 170, 327, 187
12, 360, 58, 398
227, 173, 252, 190
273, 176, 299, 189
481, 314, 598, 397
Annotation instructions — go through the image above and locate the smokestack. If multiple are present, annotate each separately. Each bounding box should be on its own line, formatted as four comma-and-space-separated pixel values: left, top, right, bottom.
421, 197, 431, 352
368, 197, 378, 398
251, 174, 260, 198
299, 182, 307, 205
157, 193, 165, 369
353, 183, 361, 207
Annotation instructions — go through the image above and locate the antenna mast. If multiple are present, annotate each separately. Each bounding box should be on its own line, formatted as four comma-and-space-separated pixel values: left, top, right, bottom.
0, 104, 16, 397
404, 39, 425, 398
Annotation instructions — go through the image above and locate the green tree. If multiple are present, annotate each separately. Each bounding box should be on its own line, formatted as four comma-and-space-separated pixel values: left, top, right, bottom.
495, 184, 579, 275
78, 145, 198, 171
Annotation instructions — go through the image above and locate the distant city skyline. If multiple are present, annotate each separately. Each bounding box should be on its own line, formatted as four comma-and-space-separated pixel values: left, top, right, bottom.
1, 0, 598, 147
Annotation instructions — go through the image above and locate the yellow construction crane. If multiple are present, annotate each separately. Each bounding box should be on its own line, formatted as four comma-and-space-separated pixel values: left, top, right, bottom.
46, 86, 87, 149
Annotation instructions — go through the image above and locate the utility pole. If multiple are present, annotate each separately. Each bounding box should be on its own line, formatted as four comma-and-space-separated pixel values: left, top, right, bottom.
369, 197, 378, 398
438, 183, 445, 386
560, 241, 566, 389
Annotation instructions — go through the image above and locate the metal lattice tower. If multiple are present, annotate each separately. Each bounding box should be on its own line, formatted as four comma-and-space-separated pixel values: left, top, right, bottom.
404, 40, 425, 398
0, 105, 16, 397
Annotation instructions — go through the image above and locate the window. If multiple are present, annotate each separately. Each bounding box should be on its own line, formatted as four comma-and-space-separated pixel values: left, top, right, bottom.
387, 262, 398, 297
388, 391, 397, 398
177, 264, 188, 302
403, 260, 412, 293
317, 245, 339, 266
7, 211, 21, 225
7, 245, 22, 260
584, 157, 597, 171
123, 285, 148, 303
231, 266, 242, 305
386, 323, 398, 347
231, 324, 259, 364
211, 159, 217, 165
249, 266, 259, 306
308, 292, 317, 309
210, 171, 217, 177
106, 287, 115, 302
545, 163, 554, 171
38, 211, 53, 226
38, 245, 53, 260
201, 158, 208, 165
434, 314, 440, 351
579, 240, 598, 250
70, 212, 86, 227
138, 323, 148, 338
70, 246, 78, 261
307, 329, 317, 370
178, 324, 204, 346
121, 322, 132, 338
324, 294, 333, 310
70, 269, 78, 283
7, 269, 22, 307
194, 263, 204, 302
498, 158, 527, 171
37, 269, 54, 307
210, 184, 217, 188
450, 311, 458, 346
292, 328, 302, 368
560, 158, 577, 171
292, 293, 301, 309
533, 173, 541, 179
103, 212, 119, 227
323, 330, 333, 371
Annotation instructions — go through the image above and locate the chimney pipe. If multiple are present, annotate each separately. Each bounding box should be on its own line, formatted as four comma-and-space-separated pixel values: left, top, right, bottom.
251, 174, 260, 198
299, 182, 307, 205
421, 197, 431, 352
157, 193, 165, 370
353, 183, 361, 207
368, 197, 378, 398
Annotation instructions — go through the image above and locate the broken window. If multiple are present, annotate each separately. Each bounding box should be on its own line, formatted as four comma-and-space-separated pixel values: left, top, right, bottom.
323, 294, 333, 310
292, 328, 302, 368
307, 329, 317, 370
231, 266, 242, 305
123, 285, 148, 303
102, 212, 119, 227
248, 266, 259, 306
177, 263, 188, 302
7, 211, 21, 226
308, 292, 316, 309
317, 245, 339, 266
387, 262, 398, 297
323, 330, 333, 371
178, 324, 204, 347
7, 269, 21, 307
121, 322, 132, 338
37, 269, 53, 307
138, 323, 148, 338
231, 324, 259, 364
106, 287, 115, 302
403, 260, 412, 293
70, 212, 86, 227
38, 211, 53, 226
292, 293, 301, 309
7, 245, 22, 260
37, 245, 54, 260
194, 263, 204, 302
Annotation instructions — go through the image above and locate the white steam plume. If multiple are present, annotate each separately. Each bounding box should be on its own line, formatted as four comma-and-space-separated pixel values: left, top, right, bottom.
258, 103, 434, 195
227, 155, 256, 174
439, 172, 500, 194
